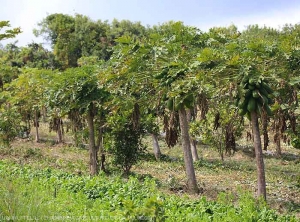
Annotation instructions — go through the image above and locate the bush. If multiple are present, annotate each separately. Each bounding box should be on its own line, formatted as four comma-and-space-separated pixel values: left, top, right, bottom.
0, 107, 21, 146
108, 119, 145, 175
105, 107, 146, 175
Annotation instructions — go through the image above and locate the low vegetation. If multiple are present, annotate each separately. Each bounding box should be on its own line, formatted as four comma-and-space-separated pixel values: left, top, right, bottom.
0, 133, 299, 221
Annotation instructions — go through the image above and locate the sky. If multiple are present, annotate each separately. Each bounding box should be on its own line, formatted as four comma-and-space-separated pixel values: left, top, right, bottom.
1, 0, 300, 47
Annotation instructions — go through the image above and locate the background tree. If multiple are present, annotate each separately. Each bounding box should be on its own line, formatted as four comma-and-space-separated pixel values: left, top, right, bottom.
0, 21, 21, 41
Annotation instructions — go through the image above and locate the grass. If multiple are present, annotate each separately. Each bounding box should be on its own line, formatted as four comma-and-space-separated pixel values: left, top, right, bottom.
0, 125, 299, 219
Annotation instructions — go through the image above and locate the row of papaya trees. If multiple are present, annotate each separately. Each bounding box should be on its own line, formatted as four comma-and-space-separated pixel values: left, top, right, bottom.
0, 19, 300, 201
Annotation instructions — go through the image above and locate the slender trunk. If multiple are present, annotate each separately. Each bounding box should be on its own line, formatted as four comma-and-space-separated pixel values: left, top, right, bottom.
178, 108, 199, 194
275, 128, 282, 156
57, 118, 63, 143
151, 133, 161, 160
34, 110, 40, 143
87, 108, 98, 176
251, 111, 266, 200
186, 109, 199, 161
42, 106, 47, 123
96, 123, 104, 172
190, 140, 199, 161
262, 111, 269, 151
274, 114, 282, 156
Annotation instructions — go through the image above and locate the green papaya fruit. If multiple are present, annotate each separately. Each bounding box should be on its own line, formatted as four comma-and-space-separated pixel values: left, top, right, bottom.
261, 82, 274, 94
258, 94, 268, 106
245, 89, 252, 98
259, 87, 268, 97
162, 94, 167, 101
255, 82, 261, 89
249, 78, 256, 85
238, 108, 247, 116
265, 105, 273, 116
248, 85, 255, 90
267, 97, 273, 105
256, 103, 262, 115
184, 94, 194, 103
167, 98, 174, 110
183, 94, 194, 109
174, 97, 183, 111
246, 111, 252, 121
252, 90, 259, 98
238, 98, 248, 110
247, 97, 257, 112
175, 102, 184, 111
242, 76, 249, 84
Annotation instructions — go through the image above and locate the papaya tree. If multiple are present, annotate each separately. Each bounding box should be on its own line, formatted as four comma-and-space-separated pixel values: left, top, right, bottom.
47, 65, 108, 175
110, 21, 209, 193
7, 68, 53, 142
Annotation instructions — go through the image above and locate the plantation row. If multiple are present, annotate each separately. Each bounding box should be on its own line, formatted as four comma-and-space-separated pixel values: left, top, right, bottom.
0, 15, 299, 200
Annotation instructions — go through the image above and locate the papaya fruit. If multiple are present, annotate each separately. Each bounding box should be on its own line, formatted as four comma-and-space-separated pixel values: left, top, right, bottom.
175, 102, 184, 111
243, 83, 249, 89
242, 76, 249, 84
268, 97, 273, 105
265, 105, 273, 116
255, 82, 261, 89
247, 97, 257, 112
238, 98, 247, 110
167, 98, 174, 110
249, 78, 256, 85
244, 89, 252, 98
248, 85, 255, 90
261, 82, 274, 94
184, 94, 194, 103
174, 97, 183, 111
259, 87, 268, 97
183, 94, 194, 109
162, 94, 167, 101
252, 90, 259, 98
256, 103, 262, 115
246, 111, 252, 121
238, 108, 247, 116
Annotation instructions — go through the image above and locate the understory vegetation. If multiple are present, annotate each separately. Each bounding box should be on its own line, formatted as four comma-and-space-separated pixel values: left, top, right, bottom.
0, 133, 299, 221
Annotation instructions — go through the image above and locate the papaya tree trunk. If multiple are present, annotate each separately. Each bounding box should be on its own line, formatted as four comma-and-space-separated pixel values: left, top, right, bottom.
261, 110, 269, 151
274, 128, 282, 156
42, 106, 47, 123
251, 111, 266, 200
34, 109, 40, 143
96, 121, 104, 172
186, 109, 199, 161
190, 140, 199, 161
87, 107, 98, 176
178, 108, 199, 194
151, 133, 161, 160
56, 118, 63, 143
274, 110, 282, 156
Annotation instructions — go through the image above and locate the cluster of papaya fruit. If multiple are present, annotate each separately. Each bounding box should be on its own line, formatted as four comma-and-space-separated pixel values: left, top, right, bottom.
154, 66, 186, 86
165, 93, 195, 111
236, 76, 274, 119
